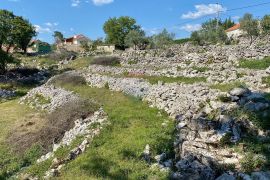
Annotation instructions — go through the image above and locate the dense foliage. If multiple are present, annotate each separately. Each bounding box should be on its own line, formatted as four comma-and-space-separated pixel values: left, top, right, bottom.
190, 18, 229, 45
103, 16, 141, 49
124, 30, 149, 50
240, 13, 259, 44
261, 15, 270, 35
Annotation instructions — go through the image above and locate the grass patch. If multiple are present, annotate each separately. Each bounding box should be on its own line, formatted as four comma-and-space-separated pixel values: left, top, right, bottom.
50, 81, 175, 179
124, 75, 207, 85
238, 57, 270, 70
209, 82, 246, 92
0, 100, 44, 178
224, 108, 270, 172
191, 66, 210, 72
64, 57, 93, 70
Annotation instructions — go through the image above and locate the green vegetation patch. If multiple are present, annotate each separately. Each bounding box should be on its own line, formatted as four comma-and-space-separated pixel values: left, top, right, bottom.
191, 66, 211, 72
262, 76, 270, 87
126, 75, 207, 85
91, 56, 121, 66
50, 80, 175, 179
0, 100, 44, 178
209, 81, 246, 92
238, 57, 270, 70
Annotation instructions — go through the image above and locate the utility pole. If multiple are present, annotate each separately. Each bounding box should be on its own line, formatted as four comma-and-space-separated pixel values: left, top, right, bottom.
216, 3, 220, 30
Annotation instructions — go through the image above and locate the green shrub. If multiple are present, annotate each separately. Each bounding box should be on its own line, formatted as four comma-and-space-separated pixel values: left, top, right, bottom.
219, 132, 232, 147
48, 72, 86, 86
240, 153, 266, 173
262, 76, 270, 87
104, 82, 109, 89
22, 144, 42, 166
218, 95, 231, 102
91, 56, 121, 66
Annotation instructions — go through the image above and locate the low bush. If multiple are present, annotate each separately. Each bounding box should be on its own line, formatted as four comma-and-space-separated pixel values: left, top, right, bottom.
262, 76, 270, 87
91, 56, 121, 66
47, 49, 77, 61
47, 72, 86, 86
240, 153, 267, 173
8, 98, 98, 154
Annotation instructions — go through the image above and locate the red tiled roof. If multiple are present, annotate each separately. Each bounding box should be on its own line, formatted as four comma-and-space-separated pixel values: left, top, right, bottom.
225, 23, 240, 32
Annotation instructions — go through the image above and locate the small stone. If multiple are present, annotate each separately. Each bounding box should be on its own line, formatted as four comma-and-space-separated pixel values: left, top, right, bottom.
229, 87, 250, 97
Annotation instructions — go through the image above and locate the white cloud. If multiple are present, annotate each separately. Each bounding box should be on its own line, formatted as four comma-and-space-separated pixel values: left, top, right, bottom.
182, 4, 226, 19
34, 25, 52, 33
71, 0, 81, 7
8, 0, 20, 2
142, 27, 161, 36
45, 22, 59, 27
92, 0, 113, 6
180, 24, 201, 32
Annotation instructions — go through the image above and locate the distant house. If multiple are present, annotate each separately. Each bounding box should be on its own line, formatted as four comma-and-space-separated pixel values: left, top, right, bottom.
28, 40, 51, 54
225, 24, 243, 39
64, 34, 90, 46
63, 34, 91, 52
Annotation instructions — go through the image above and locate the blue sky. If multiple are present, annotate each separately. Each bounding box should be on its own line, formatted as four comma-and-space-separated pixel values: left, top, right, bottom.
1, 0, 270, 43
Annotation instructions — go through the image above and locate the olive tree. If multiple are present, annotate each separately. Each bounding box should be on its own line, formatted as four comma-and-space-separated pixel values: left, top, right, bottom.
124, 30, 149, 50
151, 29, 175, 49
261, 15, 270, 35
240, 13, 259, 44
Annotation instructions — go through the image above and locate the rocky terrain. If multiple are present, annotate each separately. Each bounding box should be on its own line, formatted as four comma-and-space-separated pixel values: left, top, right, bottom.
1, 41, 270, 179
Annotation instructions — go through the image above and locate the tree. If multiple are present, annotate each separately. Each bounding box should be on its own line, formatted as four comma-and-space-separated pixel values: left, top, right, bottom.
0, 10, 36, 53
0, 49, 14, 74
261, 15, 270, 35
125, 30, 149, 50
0, 10, 15, 51
190, 31, 202, 45
12, 16, 36, 53
190, 18, 228, 45
53, 31, 64, 44
240, 13, 259, 44
103, 16, 140, 49
151, 29, 175, 48
222, 18, 235, 29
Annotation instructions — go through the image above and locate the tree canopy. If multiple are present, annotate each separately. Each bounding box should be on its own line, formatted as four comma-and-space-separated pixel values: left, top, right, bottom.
125, 30, 149, 50
261, 15, 270, 35
240, 13, 259, 44
53, 31, 64, 44
103, 16, 140, 49
151, 29, 175, 49
190, 18, 228, 45
0, 9, 36, 53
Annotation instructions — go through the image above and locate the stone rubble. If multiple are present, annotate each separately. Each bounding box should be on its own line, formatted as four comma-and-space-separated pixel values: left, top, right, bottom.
80, 68, 270, 179
39, 108, 108, 179
20, 85, 79, 112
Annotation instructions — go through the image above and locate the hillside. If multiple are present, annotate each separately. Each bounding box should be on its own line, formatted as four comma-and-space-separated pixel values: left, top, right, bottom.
0, 38, 270, 180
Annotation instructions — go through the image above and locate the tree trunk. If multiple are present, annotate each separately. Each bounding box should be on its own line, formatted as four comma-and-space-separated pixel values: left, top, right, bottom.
6, 44, 12, 53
